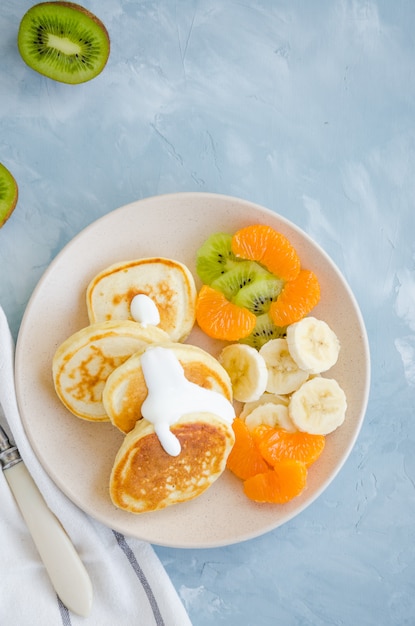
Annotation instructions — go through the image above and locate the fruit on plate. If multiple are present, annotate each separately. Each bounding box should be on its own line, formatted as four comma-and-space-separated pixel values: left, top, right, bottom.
232, 274, 284, 314
243, 460, 308, 504
240, 313, 286, 349
253, 424, 326, 468
269, 269, 320, 327
194, 224, 346, 504
231, 224, 301, 281
286, 316, 340, 374
195, 285, 256, 341
226, 417, 269, 480
240, 392, 289, 418
218, 343, 268, 403
195, 224, 321, 345
17, 2, 110, 84
211, 261, 272, 301
196, 232, 239, 284
243, 401, 296, 433
288, 377, 347, 435
224, 314, 346, 503
0, 163, 18, 228
258, 337, 309, 395
227, 417, 325, 504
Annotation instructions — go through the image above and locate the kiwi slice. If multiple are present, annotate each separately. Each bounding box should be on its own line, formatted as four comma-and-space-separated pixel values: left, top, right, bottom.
196, 232, 240, 284
0, 163, 18, 228
233, 275, 284, 314
17, 2, 110, 84
240, 313, 286, 350
211, 261, 271, 301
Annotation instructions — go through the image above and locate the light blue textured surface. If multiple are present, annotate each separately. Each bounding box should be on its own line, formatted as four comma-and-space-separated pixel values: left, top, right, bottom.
1, 1, 414, 624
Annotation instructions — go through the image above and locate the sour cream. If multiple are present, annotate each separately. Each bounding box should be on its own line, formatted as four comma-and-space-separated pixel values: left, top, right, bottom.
140, 346, 235, 456
130, 294, 160, 327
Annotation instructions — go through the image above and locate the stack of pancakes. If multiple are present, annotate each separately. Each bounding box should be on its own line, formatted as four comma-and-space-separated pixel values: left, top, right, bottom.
52, 257, 235, 513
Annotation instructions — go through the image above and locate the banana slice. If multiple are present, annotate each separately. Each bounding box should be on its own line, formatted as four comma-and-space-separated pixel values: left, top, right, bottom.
259, 338, 309, 395
218, 343, 268, 403
244, 402, 297, 433
288, 377, 347, 435
286, 316, 340, 374
240, 392, 288, 420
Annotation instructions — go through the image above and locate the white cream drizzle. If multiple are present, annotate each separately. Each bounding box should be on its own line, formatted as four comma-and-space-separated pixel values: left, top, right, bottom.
130, 294, 160, 327
140, 346, 235, 456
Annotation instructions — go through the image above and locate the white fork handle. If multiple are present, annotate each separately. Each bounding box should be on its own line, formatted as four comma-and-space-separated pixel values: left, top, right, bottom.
4, 460, 93, 617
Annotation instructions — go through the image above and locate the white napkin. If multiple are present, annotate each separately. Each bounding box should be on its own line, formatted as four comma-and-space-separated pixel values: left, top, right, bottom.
0, 307, 192, 626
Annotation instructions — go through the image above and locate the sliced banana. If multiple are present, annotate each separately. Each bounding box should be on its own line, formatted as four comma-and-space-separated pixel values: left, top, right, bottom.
218, 343, 268, 403
286, 316, 340, 375
244, 402, 297, 433
288, 376, 347, 435
259, 337, 309, 395
240, 392, 289, 420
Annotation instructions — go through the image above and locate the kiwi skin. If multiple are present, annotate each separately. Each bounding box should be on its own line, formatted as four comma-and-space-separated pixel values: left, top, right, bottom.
17, 2, 110, 85
0, 163, 18, 228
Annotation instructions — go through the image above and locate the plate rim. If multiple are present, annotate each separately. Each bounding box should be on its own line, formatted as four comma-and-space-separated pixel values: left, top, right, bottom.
15, 191, 371, 548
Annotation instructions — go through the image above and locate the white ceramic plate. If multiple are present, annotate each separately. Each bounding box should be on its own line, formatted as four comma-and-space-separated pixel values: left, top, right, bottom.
15, 192, 370, 548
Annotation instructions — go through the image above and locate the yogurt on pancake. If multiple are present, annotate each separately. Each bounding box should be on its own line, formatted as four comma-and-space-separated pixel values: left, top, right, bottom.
140, 346, 235, 456
130, 293, 161, 327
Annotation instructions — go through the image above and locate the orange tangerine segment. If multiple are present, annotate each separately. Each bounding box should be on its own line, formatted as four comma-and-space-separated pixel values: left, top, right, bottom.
226, 418, 270, 480
269, 269, 320, 326
231, 224, 301, 282
196, 285, 256, 341
253, 424, 325, 467
243, 460, 307, 503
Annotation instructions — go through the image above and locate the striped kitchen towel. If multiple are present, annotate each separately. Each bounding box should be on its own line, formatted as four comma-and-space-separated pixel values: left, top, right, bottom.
0, 306, 192, 626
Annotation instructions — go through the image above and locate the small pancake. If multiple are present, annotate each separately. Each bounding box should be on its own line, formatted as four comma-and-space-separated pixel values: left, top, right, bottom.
86, 257, 197, 342
109, 412, 235, 513
52, 320, 169, 421
102, 341, 233, 433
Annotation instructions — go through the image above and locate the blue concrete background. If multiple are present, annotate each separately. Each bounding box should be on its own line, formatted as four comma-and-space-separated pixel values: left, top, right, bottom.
1, 1, 414, 624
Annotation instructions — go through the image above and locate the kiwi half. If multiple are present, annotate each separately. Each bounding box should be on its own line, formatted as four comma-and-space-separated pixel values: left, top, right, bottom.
0, 163, 18, 228
196, 232, 240, 285
17, 2, 110, 84
211, 261, 270, 301
240, 313, 286, 350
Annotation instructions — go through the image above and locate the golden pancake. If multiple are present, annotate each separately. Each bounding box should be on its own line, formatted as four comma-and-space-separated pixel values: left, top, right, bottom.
102, 341, 233, 433
52, 320, 169, 421
109, 413, 235, 513
86, 257, 197, 342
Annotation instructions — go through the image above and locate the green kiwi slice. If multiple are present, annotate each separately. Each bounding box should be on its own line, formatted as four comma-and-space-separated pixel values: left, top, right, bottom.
196, 232, 240, 285
17, 2, 110, 84
233, 274, 284, 314
240, 313, 286, 350
211, 261, 271, 301
0, 163, 18, 228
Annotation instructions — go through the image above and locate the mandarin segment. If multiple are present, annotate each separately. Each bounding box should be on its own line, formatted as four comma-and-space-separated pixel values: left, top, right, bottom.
243, 460, 307, 503
195, 285, 256, 341
226, 417, 270, 480
231, 224, 301, 281
269, 269, 320, 326
253, 424, 325, 467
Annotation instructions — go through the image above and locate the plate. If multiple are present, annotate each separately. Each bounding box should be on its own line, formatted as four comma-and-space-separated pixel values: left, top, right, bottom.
15, 192, 370, 548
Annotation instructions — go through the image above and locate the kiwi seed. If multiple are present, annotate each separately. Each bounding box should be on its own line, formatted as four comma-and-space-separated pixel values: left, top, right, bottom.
17, 2, 110, 84
0, 163, 18, 228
